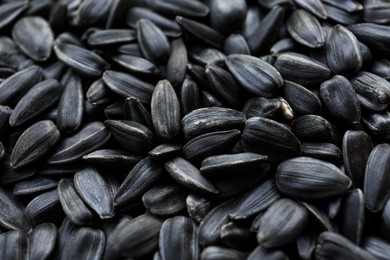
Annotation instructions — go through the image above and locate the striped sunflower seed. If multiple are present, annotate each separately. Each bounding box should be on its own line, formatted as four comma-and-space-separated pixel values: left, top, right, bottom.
0, 230, 24, 260
25, 189, 62, 226
294, 0, 328, 19
323, 0, 362, 12
209, 0, 247, 33
111, 54, 160, 76
220, 221, 256, 250
0, 105, 12, 136
123, 97, 154, 129
301, 142, 342, 162
276, 157, 352, 199
77, 0, 111, 25
242, 96, 294, 122
0, 1, 28, 31
10, 120, 60, 169
247, 245, 289, 260
86, 79, 113, 106
28, 223, 57, 260
224, 34, 250, 55
82, 149, 141, 169
150, 0, 209, 18
200, 246, 247, 260
189, 46, 226, 66
282, 80, 322, 115
301, 202, 335, 231
14, 176, 58, 196
180, 76, 201, 116
186, 193, 213, 223
362, 236, 390, 260
167, 38, 187, 87
88, 29, 136, 47
291, 115, 334, 142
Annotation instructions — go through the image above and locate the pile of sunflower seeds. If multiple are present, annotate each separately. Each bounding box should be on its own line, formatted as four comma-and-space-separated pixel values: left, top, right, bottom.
1, 0, 390, 259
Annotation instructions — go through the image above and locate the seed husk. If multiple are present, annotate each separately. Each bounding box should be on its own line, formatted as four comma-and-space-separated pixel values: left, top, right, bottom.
25, 189, 62, 226
224, 34, 250, 55
209, 0, 247, 33
200, 246, 247, 260
88, 29, 136, 47
0, 230, 24, 260
28, 223, 57, 260
362, 236, 390, 260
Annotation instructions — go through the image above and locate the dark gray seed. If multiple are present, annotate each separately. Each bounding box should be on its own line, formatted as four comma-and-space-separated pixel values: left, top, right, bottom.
88, 29, 136, 47
301, 142, 342, 162
242, 117, 301, 161
111, 54, 159, 76
323, 4, 361, 25
25, 189, 61, 226
86, 79, 113, 106
104, 101, 124, 120
28, 223, 57, 260
55, 32, 84, 47
242, 6, 263, 40
107, 214, 163, 259
382, 197, 390, 240
258, 0, 294, 9
201, 90, 223, 108
224, 34, 250, 55
364, 144, 390, 212
325, 25, 362, 74
137, 19, 170, 63
339, 189, 364, 244
0, 187, 31, 232
257, 198, 308, 248
327, 196, 342, 220
105, 120, 154, 154
0, 65, 43, 105
274, 52, 331, 86
186, 193, 213, 223
0, 142, 3, 162
165, 157, 219, 195
0, 106, 12, 134
248, 245, 289, 260
9, 79, 61, 127
61, 227, 105, 260
270, 38, 298, 56
143, 184, 187, 217
205, 64, 243, 109
57, 72, 84, 133
47, 121, 110, 165
77, 0, 111, 25
149, 143, 183, 160
230, 179, 281, 220
287, 9, 324, 48
320, 75, 361, 126
363, 236, 390, 260
349, 71, 390, 111
362, 110, 390, 135
159, 216, 198, 260
58, 178, 96, 225
297, 228, 318, 260
363, 0, 390, 24
0, 163, 35, 184
188, 46, 226, 66
187, 63, 209, 88
370, 59, 390, 80
315, 231, 377, 260
323, 0, 362, 12
180, 76, 201, 116
167, 38, 187, 87
242, 97, 294, 122
176, 16, 225, 49
126, 7, 182, 38
342, 130, 373, 188
151, 80, 181, 141
11, 120, 60, 169
0, 1, 28, 31
200, 246, 247, 260
220, 221, 256, 250
294, 0, 328, 19
181, 107, 246, 140
53, 43, 110, 76
226, 54, 283, 97
38, 162, 87, 176
102, 70, 154, 105
209, 0, 247, 33
83, 149, 142, 169
102, 215, 133, 259
292, 115, 334, 142
200, 152, 268, 176
183, 130, 241, 163
43, 61, 66, 80
150, 0, 209, 18
348, 23, 390, 57
301, 202, 335, 231
276, 157, 352, 199
12, 16, 53, 61
55, 218, 80, 259
246, 6, 286, 55
0, 230, 23, 260
114, 156, 162, 207
123, 97, 154, 130
117, 43, 143, 57
282, 80, 322, 115
199, 199, 237, 246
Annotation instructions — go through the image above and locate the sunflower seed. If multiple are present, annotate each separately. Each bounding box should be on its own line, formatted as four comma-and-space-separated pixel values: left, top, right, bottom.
180, 76, 201, 116
242, 97, 294, 122
25, 189, 62, 226
77, 0, 111, 25
226, 54, 283, 97
88, 29, 136, 47
364, 144, 390, 212
370, 59, 390, 80
220, 221, 256, 250
323, 0, 362, 12
10, 120, 60, 169
111, 54, 159, 76
189, 46, 226, 66
86, 79, 112, 106
0, 1, 28, 31
270, 38, 298, 56
165, 157, 219, 195
297, 228, 318, 260
224, 34, 250, 55
0, 230, 24, 260
28, 223, 57, 260
12, 16, 53, 62
159, 216, 199, 260
0, 105, 12, 136
83, 149, 141, 169
0, 187, 31, 232
114, 156, 162, 208
276, 156, 352, 199
0, 142, 4, 162
126, 7, 182, 38
274, 52, 331, 86
117, 43, 143, 56
200, 246, 247, 260
247, 245, 289, 260
209, 0, 247, 33
363, 0, 390, 24
150, 0, 209, 18
176, 16, 225, 49
102, 70, 154, 104
61, 227, 105, 260
301, 142, 342, 162
287, 9, 324, 48
123, 97, 153, 129
47, 121, 110, 165
363, 110, 390, 136
282, 80, 322, 115
294, 0, 327, 19
301, 202, 335, 231
202, 90, 223, 107
363, 236, 390, 260
0, 65, 43, 106
53, 43, 110, 76
105, 120, 154, 154
242, 117, 301, 161
137, 19, 170, 63
292, 115, 334, 142
185, 194, 213, 224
